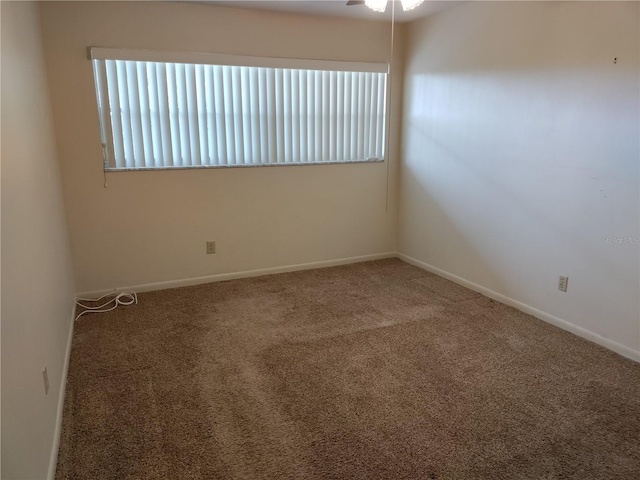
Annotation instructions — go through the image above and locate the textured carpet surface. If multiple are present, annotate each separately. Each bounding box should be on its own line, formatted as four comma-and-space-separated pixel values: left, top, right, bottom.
57, 259, 640, 479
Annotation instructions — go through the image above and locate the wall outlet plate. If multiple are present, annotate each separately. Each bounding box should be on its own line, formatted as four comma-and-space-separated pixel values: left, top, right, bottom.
206, 241, 216, 254
558, 275, 569, 292
43, 367, 49, 395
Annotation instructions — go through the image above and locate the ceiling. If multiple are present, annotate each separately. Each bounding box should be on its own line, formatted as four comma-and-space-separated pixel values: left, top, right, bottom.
184, 0, 463, 23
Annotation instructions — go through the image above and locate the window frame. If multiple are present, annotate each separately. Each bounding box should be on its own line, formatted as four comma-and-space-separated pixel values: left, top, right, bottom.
90, 47, 390, 172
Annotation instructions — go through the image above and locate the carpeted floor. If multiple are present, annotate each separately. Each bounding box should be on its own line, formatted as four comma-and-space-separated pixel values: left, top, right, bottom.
56, 259, 640, 479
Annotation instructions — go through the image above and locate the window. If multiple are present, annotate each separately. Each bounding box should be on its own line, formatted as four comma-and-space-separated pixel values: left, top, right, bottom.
90, 48, 388, 170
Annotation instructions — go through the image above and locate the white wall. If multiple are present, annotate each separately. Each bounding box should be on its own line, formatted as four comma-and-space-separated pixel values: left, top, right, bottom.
1, 2, 77, 478
399, 1, 639, 356
39, 1, 403, 294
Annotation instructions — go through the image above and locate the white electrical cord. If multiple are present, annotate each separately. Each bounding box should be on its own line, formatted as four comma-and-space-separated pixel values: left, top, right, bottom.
75, 291, 138, 321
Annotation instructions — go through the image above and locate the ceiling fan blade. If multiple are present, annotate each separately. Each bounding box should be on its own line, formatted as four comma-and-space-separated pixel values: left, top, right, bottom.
346, 0, 365, 6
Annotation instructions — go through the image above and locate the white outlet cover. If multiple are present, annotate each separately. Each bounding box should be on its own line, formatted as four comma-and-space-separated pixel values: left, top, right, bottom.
558, 276, 569, 292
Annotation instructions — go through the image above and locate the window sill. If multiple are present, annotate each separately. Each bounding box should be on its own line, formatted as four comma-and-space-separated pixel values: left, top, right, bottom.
104, 158, 385, 172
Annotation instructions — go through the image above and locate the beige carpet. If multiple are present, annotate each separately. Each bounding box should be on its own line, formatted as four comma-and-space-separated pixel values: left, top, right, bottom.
56, 259, 640, 479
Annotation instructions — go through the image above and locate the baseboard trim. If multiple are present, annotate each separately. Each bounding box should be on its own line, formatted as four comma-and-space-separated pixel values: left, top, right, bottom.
77, 252, 397, 298
397, 253, 640, 363
47, 301, 76, 480
76, 250, 638, 362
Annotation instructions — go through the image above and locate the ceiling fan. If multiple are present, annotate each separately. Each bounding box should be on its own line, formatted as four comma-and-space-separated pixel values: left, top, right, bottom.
346, 0, 425, 12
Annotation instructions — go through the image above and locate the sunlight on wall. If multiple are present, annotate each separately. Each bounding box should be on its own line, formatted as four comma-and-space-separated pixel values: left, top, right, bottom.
399, 1, 639, 350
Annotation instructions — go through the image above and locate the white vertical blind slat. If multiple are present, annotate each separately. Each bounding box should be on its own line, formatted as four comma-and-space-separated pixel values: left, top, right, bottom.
249, 68, 261, 165
232, 67, 244, 164
174, 64, 191, 166
266, 68, 277, 164
156, 63, 173, 167
136, 62, 154, 167
314, 70, 322, 162
93, 60, 115, 168
343, 72, 351, 162
146, 63, 163, 167
115, 61, 134, 168
240, 67, 253, 164
165, 63, 181, 167
222, 65, 236, 165
329, 71, 337, 161
322, 71, 330, 161
258, 68, 269, 165
357, 72, 366, 160
274, 69, 284, 164
212, 66, 227, 165
184, 64, 201, 166
203, 65, 217, 165
298, 70, 308, 164
306, 70, 315, 163
195, 64, 209, 165
368, 73, 378, 160
283, 68, 292, 163
335, 71, 344, 162
376, 73, 386, 159
125, 61, 146, 168
363, 72, 372, 159
349, 71, 358, 161
291, 69, 300, 163
103, 60, 124, 168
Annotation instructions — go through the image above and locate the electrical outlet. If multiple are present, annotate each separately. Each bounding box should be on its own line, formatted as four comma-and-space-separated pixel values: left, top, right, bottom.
558, 275, 569, 292
206, 241, 216, 254
42, 367, 49, 395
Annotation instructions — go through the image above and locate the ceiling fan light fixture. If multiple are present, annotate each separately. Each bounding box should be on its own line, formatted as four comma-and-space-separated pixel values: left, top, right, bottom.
400, 0, 425, 11
364, 0, 388, 13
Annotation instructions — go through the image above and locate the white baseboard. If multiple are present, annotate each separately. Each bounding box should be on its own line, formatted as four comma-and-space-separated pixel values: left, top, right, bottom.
77, 252, 397, 298
397, 253, 640, 363
47, 301, 76, 480
75, 250, 638, 363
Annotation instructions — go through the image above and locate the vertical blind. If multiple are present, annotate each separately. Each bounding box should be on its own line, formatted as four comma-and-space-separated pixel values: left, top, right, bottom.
91, 49, 388, 170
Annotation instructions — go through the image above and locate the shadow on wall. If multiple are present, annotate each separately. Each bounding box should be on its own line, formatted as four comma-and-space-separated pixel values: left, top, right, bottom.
399, 134, 510, 296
